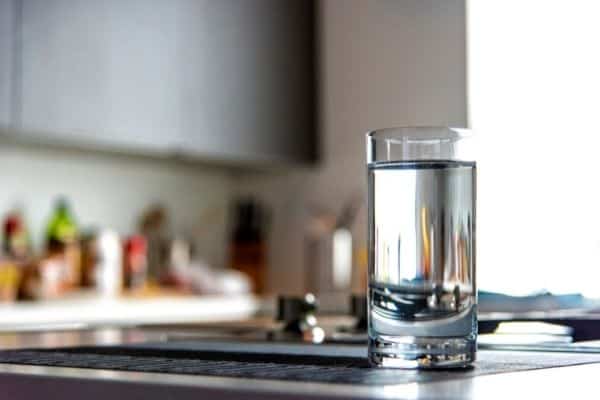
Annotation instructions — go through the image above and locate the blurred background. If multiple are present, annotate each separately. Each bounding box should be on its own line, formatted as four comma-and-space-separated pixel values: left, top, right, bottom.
1, 0, 599, 328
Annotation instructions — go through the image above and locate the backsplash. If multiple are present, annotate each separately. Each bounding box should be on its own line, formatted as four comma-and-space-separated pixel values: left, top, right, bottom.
0, 143, 233, 269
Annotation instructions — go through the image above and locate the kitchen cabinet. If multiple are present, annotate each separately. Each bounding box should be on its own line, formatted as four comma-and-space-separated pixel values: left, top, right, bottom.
20, 0, 181, 152
177, 0, 316, 163
0, 0, 13, 126
17, 0, 316, 164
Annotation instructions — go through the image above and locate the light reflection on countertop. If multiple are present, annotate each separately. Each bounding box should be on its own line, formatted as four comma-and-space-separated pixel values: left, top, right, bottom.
0, 327, 160, 350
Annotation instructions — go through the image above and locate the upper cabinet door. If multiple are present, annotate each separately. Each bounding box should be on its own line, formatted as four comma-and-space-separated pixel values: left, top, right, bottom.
175, 0, 317, 164
0, 0, 13, 126
20, 0, 181, 151
18, 0, 316, 164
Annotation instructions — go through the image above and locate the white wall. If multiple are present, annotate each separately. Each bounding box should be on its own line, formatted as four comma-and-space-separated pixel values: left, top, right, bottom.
0, 0, 13, 125
0, 143, 233, 268
238, 0, 467, 294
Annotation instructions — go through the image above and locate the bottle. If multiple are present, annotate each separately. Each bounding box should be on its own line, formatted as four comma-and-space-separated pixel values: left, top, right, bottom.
122, 235, 148, 291
0, 257, 20, 302
229, 199, 267, 294
46, 198, 81, 288
81, 229, 122, 297
3, 211, 31, 262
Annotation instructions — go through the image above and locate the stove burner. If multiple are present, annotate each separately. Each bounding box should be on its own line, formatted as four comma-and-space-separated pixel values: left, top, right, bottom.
268, 294, 325, 343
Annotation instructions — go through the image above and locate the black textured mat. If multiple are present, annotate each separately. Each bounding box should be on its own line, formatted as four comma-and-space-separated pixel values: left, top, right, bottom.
1, 343, 600, 385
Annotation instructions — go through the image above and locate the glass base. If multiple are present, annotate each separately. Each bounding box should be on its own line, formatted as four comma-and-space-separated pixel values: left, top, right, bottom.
368, 335, 476, 369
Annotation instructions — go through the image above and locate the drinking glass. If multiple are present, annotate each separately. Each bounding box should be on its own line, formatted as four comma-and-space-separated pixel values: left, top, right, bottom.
366, 127, 476, 368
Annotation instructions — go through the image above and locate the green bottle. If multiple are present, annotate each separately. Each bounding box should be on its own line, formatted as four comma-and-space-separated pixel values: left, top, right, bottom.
46, 198, 78, 248
46, 198, 81, 288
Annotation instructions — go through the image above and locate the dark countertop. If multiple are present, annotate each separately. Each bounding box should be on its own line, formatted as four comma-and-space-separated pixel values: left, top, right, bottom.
0, 324, 599, 399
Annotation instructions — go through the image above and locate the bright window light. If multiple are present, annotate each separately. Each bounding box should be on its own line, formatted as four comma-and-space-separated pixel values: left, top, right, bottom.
468, 1, 600, 296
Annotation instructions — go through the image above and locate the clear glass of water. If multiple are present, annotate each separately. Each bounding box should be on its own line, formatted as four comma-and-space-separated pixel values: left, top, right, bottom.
366, 127, 476, 369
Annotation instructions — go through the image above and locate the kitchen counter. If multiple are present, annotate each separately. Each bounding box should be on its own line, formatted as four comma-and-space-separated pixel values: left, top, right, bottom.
0, 293, 259, 331
1, 357, 597, 399
0, 324, 599, 399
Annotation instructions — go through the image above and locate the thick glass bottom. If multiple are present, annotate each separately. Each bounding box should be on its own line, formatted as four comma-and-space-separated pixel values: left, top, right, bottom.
368, 334, 476, 369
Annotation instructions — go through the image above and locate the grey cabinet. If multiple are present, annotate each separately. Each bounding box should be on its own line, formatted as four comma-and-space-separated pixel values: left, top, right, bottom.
0, 0, 13, 126
20, 0, 181, 151
16, 0, 316, 163
177, 0, 316, 163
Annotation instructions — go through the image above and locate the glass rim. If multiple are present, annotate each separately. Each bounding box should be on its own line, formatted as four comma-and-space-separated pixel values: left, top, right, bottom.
366, 126, 471, 144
